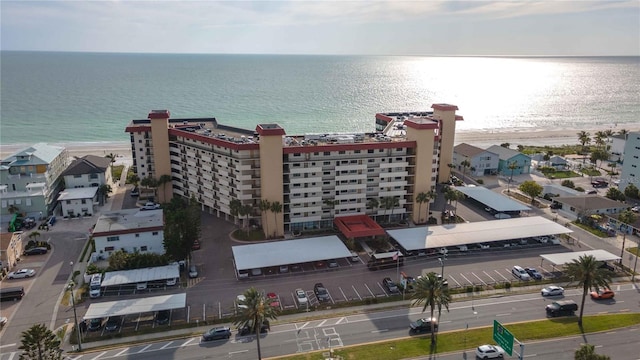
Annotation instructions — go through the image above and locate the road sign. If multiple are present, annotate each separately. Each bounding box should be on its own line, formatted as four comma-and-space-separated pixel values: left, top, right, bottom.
493, 320, 514, 356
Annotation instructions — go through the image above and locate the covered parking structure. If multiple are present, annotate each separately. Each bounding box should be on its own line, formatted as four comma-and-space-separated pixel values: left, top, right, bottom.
100, 264, 180, 287
455, 186, 531, 215
232, 235, 352, 272
540, 249, 621, 269
334, 214, 386, 238
387, 216, 572, 252
82, 293, 186, 320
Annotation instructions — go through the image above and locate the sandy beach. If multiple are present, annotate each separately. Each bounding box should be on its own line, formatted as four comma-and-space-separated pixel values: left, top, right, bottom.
0, 128, 631, 161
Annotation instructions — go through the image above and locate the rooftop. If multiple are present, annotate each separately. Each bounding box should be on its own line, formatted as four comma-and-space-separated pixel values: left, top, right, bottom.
0, 143, 65, 168
93, 208, 163, 235
57, 187, 99, 201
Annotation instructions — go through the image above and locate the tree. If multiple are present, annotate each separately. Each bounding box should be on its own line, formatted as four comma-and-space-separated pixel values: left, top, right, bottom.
564, 255, 612, 326
239, 204, 253, 236
157, 174, 173, 203
574, 344, 611, 360
229, 199, 242, 225
577, 131, 591, 162
367, 198, 379, 219
623, 184, 639, 199
324, 199, 338, 218
18, 323, 62, 360
270, 201, 282, 238
415, 192, 433, 224
234, 287, 279, 360
8, 204, 20, 214
105, 153, 117, 165
605, 187, 625, 202
519, 180, 543, 204
460, 159, 470, 183
97, 184, 112, 206
606, 162, 617, 182
162, 196, 202, 261
28, 231, 41, 242
126, 173, 140, 187
617, 210, 637, 265
410, 272, 451, 345
379, 196, 394, 223
561, 180, 575, 189
258, 199, 271, 238
507, 161, 518, 193
140, 176, 158, 200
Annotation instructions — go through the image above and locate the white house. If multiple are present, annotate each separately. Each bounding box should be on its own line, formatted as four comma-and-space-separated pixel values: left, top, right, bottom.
530, 154, 569, 170
92, 208, 164, 258
452, 143, 499, 177
58, 187, 99, 217
63, 155, 113, 189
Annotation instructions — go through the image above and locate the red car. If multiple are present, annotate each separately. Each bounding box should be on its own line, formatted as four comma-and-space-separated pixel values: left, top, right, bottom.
590, 289, 615, 300
266, 292, 280, 308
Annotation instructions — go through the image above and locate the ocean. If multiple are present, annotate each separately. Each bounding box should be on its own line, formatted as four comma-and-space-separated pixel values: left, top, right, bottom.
1, 52, 639, 147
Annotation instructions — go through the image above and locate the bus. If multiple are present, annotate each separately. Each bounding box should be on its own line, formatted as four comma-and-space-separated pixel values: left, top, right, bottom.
367, 251, 404, 270
0, 286, 25, 301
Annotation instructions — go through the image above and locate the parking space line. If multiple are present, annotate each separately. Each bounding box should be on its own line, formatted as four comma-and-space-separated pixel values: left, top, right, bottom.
338, 287, 348, 301
472, 272, 487, 286
483, 271, 496, 283
291, 293, 299, 309
297, 321, 310, 330
316, 320, 328, 327
90, 352, 107, 360
335, 317, 347, 325
448, 275, 462, 287
352, 285, 362, 300
160, 341, 174, 349
494, 269, 509, 281
114, 348, 129, 356
459, 273, 473, 285
181, 338, 195, 347
137, 344, 152, 353
376, 282, 388, 297
364, 284, 375, 297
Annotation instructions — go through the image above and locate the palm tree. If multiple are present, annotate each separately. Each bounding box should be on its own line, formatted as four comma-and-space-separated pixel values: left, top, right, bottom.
28, 231, 41, 243
234, 288, 279, 360
577, 131, 591, 163
379, 196, 397, 223
607, 162, 617, 182
157, 174, 172, 203
411, 272, 451, 345
507, 161, 518, 193
388, 196, 400, 223
367, 198, 379, 220
8, 204, 20, 215
18, 323, 62, 360
415, 192, 433, 224
564, 255, 613, 326
140, 176, 158, 201
97, 184, 112, 206
324, 199, 338, 219
270, 201, 282, 238
617, 210, 637, 265
258, 199, 271, 238
240, 204, 253, 236
460, 159, 470, 183
229, 199, 242, 225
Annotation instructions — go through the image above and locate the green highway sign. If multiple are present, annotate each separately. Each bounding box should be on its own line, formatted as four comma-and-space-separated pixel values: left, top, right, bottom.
493, 320, 514, 356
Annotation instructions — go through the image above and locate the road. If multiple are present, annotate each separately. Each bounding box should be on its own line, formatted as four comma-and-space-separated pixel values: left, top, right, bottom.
1, 283, 635, 360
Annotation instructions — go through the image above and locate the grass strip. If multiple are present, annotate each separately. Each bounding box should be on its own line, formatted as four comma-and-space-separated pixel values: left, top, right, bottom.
268, 313, 640, 360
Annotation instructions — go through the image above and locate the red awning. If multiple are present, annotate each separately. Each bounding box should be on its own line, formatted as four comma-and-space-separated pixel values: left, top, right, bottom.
334, 215, 385, 238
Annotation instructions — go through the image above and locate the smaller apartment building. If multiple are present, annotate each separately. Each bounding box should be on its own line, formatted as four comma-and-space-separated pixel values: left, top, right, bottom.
0, 231, 24, 271
453, 143, 499, 176
63, 155, 113, 189
620, 131, 640, 192
92, 209, 164, 258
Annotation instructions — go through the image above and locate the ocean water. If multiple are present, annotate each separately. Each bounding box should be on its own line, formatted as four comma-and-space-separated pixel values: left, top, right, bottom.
1, 52, 639, 146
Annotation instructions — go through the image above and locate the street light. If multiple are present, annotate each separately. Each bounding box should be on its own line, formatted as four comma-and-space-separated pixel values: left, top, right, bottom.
438, 255, 447, 278
68, 262, 82, 351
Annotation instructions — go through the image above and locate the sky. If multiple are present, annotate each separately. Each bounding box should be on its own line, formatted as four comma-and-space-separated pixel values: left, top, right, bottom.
1, 0, 639, 56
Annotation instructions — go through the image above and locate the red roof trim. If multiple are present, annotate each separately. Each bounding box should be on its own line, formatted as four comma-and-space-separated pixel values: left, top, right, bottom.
403, 119, 439, 130
148, 110, 171, 119
455, 115, 464, 121
169, 129, 260, 151
93, 226, 165, 237
431, 103, 459, 111
256, 124, 286, 136
334, 214, 386, 238
375, 113, 394, 123
283, 140, 416, 154
125, 125, 151, 133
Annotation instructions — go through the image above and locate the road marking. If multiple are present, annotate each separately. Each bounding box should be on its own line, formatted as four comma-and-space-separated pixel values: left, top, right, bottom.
472, 272, 487, 285
297, 321, 310, 330
364, 283, 375, 297
523, 354, 537, 358
229, 350, 248, 355
338, 287, 348, 301
160, 341, 173, 349
137, 344, 152, 353
114, 348, 129, 356
494, 269, 509, 281
352, 285, 362, 300
335, 317, 347, 325
316, 319, 328, 327
371, 329, 388, 333
5, 352, 16, 360
448, 275, 462, 287
90, 352, 107, 360
483, 270, 496, 283
459, 273, 473, 285
0, 344, 16, 349
496, 313, 511, 317
181, 338, 195, 347
376, 282, 388, 296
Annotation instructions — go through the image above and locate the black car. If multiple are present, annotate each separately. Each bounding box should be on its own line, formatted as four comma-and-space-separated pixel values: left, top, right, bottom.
525, 267, 543, 280
87, 318, 102, 331
599, 262, 615, 271
237, 320, 270, 336
23, 247, 48, 256
155, 310, 170, 325
382, 277, 399, 293
409, 317, 438, 333
202, 326, 231, 341
105, 316, 122, 331
314, 283, 330, 302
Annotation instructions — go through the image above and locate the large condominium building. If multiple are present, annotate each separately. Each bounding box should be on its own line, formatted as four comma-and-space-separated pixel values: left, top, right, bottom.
619, 131, 640, 192
125, 104, 462, 237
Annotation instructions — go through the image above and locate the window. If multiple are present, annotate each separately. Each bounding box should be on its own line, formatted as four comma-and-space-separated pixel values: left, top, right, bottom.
140, 246, 148, 251
107, 236, 120, 242
135, 234, 140, 238
81, 199, 86, 204
105, 246, 115, 251
152, 231, 159, 235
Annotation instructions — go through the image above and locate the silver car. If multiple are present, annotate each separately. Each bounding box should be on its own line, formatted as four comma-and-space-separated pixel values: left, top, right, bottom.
8, 269, 36, 279
541, 285, 565, 296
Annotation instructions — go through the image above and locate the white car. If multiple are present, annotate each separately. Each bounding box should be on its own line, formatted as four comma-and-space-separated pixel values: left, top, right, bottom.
632, 206, 640, 213
475, 344, 506, 359
541, 285, 565, 296
0, 316, 7, 327
8, 269, 36, 279
141, 202, 161, 210
236, 295, 248, 309
511, 265, 531, 281
295, 288, 308, 305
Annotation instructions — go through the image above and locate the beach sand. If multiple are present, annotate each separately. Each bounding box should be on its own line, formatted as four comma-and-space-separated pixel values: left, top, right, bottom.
0, 128, 622, 160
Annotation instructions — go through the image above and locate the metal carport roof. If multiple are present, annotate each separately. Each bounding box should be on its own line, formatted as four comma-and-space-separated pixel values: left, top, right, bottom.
454, 186, 531, 212
232, 236, 352, 271
101, 264, 180, 287
540, 249, 621, 266
387, 216, 572, 251
82, 293, 186, 320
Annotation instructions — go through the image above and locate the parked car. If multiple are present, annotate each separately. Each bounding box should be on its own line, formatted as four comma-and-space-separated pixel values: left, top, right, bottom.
236, 294, 248, 310
0, 316, 7, 327
189, 265, 198, 278
237, 320, 270, 336
382, 277, 399, 293
130, 187, 139, 197
87, 318, 103, 331
327, 259, 339, 268
475, 344, 506, 359
279, 265, 289, 273
266, 292, 280, 308
349, 251, 360, 262
409, 317, 438, 333
477, 243, 490, 249
599, 262, 615, 272
511, 265, 531, 281
141, 202, 161, 210
202, 326, 231, 341
590, 288, 615, 300
314, 283, 330, 302
154, 310, 171, 324
8, 269, 36, 279
546, 300, 578, 317
23, 247, 48, 256
295, 288, 308, 305
632, 205, 640, 213
525, 267, 543, 280
105, 316, 122, 331
541, 286, 565, 297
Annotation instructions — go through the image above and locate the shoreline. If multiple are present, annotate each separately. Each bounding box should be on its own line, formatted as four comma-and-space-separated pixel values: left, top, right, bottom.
0, 128, 628, 159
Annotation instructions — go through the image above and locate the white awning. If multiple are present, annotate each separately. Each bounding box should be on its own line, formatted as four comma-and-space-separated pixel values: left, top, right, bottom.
83, 293, 186, 320
101, 264, 179, 287
540, 249, 621, 265
232, 236, 352, 271
454, 186, 531, 212
387, 216, 572, 251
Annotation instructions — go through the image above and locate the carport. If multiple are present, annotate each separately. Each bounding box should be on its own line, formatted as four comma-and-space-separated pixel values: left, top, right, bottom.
232, 235, 352, 271
455, 186, 531, 213
540, 249, 621, 269
100, 264, 180, 287
387, 216, 572, 251
82, 293, 186, 320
